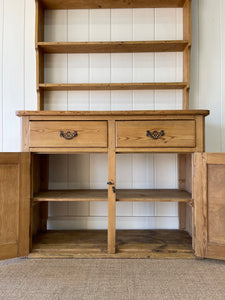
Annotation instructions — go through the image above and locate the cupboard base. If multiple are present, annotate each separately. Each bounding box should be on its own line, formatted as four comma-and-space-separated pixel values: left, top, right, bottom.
29, 230, 194, 259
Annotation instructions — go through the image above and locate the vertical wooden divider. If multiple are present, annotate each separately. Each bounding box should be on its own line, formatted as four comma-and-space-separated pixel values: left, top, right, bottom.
35, 0, 44, 110
179, 0, 192, 229
40, 155, 49, 232
108, 120, 116, 254
178, 154, 186, 230
18, 153, 31, 256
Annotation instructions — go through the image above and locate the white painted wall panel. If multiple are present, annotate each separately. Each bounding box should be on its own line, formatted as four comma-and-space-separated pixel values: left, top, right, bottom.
0, 0, 3, 151
68, 10, 89, 42
3, 0, 25, 152
25, 0, 36, 110
198, 0, 221, 152
221, 0, 225, 152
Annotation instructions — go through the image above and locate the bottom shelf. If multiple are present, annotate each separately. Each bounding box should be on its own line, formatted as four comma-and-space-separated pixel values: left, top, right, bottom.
29, 230, 194, 259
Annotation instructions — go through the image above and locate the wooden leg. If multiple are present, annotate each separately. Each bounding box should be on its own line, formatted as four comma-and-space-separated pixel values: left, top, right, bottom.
108, 121, 116, 254
178, 154, 186, 230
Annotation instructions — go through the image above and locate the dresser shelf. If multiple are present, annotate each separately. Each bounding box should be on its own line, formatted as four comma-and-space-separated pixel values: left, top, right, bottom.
38, 82, 188, 91
38, 0, 188, 10
32, 189, 192, 203
38, 41, 189, 54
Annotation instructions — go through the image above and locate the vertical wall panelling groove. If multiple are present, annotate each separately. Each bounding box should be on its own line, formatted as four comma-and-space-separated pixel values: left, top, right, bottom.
3, 0, 25, 151
199, 0, 221, 152
25, 0, 36, 111
0, 0, 3, 151
220, 0, 225, 152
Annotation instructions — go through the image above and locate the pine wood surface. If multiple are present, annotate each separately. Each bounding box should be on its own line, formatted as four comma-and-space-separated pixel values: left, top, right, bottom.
33, 190, 108, 202
117, 189, 192, 202
194, 153, 225, 261
29, 229, 194, 259
38, 0, 188, 10
38, 82, 188, 91
16, 110, 210, 117
116, 120, 195, 148
37, 41, 189, 53
29, 121, 108, 148
0, 153, 30, 260
32, 189, 191, 203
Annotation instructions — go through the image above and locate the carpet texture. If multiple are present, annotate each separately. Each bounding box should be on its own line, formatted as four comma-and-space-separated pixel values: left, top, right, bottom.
0, 258, 225, 300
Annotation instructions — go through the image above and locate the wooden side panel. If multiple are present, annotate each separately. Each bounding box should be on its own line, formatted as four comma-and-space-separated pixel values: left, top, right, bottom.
183, 0, 191, 109
35, 0, 44, 45
0, 153, 30, 260
178, 153, 193, 235
194, 153, 225, 260
108, 120, 116, 254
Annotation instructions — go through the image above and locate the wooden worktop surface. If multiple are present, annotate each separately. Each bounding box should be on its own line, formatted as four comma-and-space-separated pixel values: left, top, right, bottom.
16, 110, 210, 117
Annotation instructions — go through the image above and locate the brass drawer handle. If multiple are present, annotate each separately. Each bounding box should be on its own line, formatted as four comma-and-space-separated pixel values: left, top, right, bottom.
146, 130, 165, 140
60, 131, 78, 140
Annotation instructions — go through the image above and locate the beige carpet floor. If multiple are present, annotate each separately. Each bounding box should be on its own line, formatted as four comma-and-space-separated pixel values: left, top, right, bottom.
0, 258, 225, 300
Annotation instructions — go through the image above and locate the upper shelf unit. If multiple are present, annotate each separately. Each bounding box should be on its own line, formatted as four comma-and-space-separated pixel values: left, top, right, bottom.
35, 0, 191, 110
37, 0, 188, 9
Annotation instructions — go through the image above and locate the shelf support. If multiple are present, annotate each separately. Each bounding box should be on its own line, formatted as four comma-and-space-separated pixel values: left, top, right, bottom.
108, 120, 116, 254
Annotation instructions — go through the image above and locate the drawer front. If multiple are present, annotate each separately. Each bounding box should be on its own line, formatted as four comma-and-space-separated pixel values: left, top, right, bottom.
116, 120, 196, 148
30, 121, 107, 148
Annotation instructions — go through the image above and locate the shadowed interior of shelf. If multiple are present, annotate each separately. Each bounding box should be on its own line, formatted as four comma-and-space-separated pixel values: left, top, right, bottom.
30, 230, 194, 258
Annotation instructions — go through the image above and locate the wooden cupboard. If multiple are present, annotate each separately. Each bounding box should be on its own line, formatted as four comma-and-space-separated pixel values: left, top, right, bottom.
1, 0, 225, 261
1, 124, 225, 260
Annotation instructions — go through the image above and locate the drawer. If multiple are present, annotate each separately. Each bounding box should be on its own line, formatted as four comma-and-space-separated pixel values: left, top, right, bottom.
116, 120, 196, 148
30, 121, 107, 148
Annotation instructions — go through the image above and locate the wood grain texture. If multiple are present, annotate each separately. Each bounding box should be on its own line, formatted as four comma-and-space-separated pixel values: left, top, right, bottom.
18, 153, 30, 257
16, 110, 210, 117
29, 148, 108, 154
194, 153, 207, 258
108, 120, 116, 254
35, 0, 44, 45
38, 41, 189, 53
38, 82, 188, 91
194, 153, 225, 260
0, 153, 30, 260
29, 229, 194, 258
21, 116, 29, 152
32, 189, 191, 202
117, 189, 191, 202
33, 189, 108, 202
38, 0, 186, 9
40, 82, 188, 91
116, 120, 196, 148
178, 154, 186, 230
207, 164, 225, 244
29, 121, 108, 148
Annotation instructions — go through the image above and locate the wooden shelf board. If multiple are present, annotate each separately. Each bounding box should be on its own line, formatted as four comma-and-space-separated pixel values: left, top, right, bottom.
32, 189, 108, 202
117, 189, 192, 202
38, 41, 189, 53
32, 189, 192, 203
39, 82, 188, 91
39, 0, 187, 10
29, 230, 194, 259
